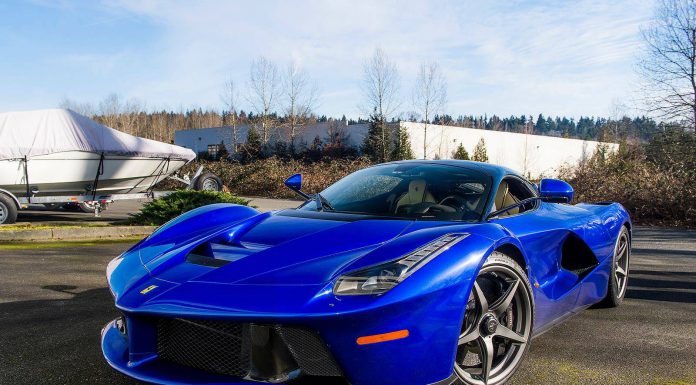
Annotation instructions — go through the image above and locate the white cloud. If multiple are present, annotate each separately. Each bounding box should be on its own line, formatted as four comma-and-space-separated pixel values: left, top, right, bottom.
95, 0, 653, 118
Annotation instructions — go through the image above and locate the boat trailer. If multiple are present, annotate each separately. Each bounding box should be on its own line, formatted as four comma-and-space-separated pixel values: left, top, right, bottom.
0, 166, 221, 225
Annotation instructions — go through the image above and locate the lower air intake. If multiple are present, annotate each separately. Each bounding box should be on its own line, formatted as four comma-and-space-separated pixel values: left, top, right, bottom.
156, 318, 344, 382
157, 318, 250, 378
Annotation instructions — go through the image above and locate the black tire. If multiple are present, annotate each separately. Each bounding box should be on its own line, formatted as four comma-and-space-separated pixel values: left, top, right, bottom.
598, 226, 630, 308
194, 172, 223, 191
454, 252, 534, 385
0, 194, 18, 225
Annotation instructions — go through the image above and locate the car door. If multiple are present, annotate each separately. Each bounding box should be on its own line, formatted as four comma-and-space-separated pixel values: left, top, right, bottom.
488, 176, 582, 333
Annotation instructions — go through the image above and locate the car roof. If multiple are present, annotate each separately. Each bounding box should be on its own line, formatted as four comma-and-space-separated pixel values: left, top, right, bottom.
384, 159, 522, 181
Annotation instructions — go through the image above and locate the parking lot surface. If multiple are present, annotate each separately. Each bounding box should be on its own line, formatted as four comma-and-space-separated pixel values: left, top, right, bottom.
0, 227, 694, 385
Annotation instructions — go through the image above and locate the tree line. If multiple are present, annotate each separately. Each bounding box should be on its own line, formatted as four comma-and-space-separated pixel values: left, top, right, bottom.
60, 0, 696, 164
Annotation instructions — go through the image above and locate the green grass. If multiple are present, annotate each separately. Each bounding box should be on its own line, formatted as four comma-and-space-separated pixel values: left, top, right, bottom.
0, 223, 112, 231
0, 237, 143, 250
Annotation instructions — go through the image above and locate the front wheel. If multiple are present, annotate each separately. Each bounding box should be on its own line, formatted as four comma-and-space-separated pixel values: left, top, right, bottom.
454, 252, 533, 385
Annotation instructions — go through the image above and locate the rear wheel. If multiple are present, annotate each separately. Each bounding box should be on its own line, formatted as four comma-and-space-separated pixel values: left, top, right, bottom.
0, 194, 18, 225
454, 252, 533, 385
599, 226, 630, 308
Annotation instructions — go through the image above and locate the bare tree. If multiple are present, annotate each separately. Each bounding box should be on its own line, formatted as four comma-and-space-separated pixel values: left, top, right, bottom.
413, 61, 447, 159
221, 78, 240, 153
362, 48, 400, 119
640, 0, 696, 130
58, 97, 95, 116
94, 93, 143, 135
248, 56, 280, 143
362, 48, 400, 161
98, 93, 122, 130
282, 61, 318, 149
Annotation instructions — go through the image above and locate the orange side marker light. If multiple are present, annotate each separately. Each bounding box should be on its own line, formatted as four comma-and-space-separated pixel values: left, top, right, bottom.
357, 329, 410, 345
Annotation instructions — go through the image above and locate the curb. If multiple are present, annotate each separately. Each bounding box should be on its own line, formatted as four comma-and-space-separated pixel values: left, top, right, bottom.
0, 226, 157, 242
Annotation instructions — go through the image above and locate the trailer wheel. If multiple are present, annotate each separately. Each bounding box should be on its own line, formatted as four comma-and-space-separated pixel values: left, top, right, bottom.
0, 194, 18, 225
194, 172, 223, 192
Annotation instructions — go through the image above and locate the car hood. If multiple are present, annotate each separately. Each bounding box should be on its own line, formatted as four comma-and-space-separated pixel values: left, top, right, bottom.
140, 210, 417, 286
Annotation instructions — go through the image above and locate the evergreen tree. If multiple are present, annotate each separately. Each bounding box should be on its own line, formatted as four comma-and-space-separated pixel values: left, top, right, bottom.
217, 140, 229, 161
304, 135, 323, 161
535, 113, 546, 133
240, 126, 262, 163
391, 125, 414, 160
452, 143, 470, 160
472, 138, 489, 162
273, 141, 289, 159
362, 111, 391, 162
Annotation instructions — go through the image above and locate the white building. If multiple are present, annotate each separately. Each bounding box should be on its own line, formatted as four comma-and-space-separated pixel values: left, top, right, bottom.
401, 122, 618, 177
175, 121, 368, 157
174, 121, 616, 178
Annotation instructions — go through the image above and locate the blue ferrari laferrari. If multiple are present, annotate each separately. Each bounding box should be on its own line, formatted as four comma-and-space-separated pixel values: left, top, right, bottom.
102, 160, 631, 385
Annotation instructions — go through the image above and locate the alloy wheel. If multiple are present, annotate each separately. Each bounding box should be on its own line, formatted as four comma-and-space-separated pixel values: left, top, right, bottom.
0, 202, 7, 223
614, 232, 630, 298
454, 264, 533, 385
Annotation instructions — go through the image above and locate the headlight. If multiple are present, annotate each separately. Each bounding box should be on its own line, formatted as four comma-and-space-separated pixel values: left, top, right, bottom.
333, 233, 469, 296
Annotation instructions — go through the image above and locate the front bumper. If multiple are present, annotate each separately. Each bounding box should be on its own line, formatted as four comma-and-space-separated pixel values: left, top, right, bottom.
101, 284, 465, 385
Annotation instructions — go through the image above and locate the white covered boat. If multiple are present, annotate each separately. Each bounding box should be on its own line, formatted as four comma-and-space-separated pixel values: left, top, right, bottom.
0, 109, 196, 197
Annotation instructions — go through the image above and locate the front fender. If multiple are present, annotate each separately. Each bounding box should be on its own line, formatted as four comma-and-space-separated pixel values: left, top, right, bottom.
333, 226, 527, 383
145, 204, 259, 245
107, 204, 260, 299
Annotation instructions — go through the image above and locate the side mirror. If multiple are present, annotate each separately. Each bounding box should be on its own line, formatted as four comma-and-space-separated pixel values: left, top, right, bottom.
284, 173, 310, 199
284, 173, 302, 191
539, 179, 574, 203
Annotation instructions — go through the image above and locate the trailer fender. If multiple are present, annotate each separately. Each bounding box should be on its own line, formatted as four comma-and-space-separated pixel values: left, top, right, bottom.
0, 189, 21, 209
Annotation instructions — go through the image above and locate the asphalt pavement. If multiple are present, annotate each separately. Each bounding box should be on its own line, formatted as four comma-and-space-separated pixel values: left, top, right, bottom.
0, 227, 694, 385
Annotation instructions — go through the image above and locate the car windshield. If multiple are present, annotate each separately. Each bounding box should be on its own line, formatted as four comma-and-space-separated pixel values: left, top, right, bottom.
299, 163, 491, 221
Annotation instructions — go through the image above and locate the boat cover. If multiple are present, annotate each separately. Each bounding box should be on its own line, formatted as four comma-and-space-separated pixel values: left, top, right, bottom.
0, 109, 196, 161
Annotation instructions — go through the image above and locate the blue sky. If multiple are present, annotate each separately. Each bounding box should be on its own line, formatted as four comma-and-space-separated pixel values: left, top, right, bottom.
0, 0, 654, 120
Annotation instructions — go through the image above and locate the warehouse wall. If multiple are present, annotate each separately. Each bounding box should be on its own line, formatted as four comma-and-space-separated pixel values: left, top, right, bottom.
403, 122, 618, 178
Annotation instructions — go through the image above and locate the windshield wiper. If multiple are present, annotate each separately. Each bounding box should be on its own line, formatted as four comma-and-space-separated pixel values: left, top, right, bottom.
314, 193, 335, 212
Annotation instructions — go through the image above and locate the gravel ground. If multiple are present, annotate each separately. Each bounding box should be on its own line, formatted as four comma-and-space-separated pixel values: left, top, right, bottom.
0, 227, 694, 385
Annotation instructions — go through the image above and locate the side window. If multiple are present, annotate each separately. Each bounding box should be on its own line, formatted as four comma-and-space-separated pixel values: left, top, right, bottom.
493, 177, 537, 217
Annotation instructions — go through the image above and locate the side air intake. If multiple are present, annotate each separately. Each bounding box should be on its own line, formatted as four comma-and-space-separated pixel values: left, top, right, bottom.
560, 233, 599, 279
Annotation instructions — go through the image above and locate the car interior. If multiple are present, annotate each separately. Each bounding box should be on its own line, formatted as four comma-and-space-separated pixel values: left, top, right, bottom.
301, 164, 495, 221
491, 177, 538, 217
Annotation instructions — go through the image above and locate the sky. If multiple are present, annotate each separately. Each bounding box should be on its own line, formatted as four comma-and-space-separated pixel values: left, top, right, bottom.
0, 0, 655, 120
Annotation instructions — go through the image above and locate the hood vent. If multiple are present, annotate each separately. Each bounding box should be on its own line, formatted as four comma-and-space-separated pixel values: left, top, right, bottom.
186, 240, 268, 268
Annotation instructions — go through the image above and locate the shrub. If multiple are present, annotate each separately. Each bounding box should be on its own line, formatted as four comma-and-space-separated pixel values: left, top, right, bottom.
160, 157, 374, 199
563, 129, 696, 228
129, 190, 250, 226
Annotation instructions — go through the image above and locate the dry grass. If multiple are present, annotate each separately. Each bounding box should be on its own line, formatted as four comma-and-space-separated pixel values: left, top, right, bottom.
563, 133, 696, 228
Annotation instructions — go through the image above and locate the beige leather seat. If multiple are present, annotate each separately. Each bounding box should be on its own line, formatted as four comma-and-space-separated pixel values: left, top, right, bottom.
395, 179, 436, 212
493, 180, 519, 216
